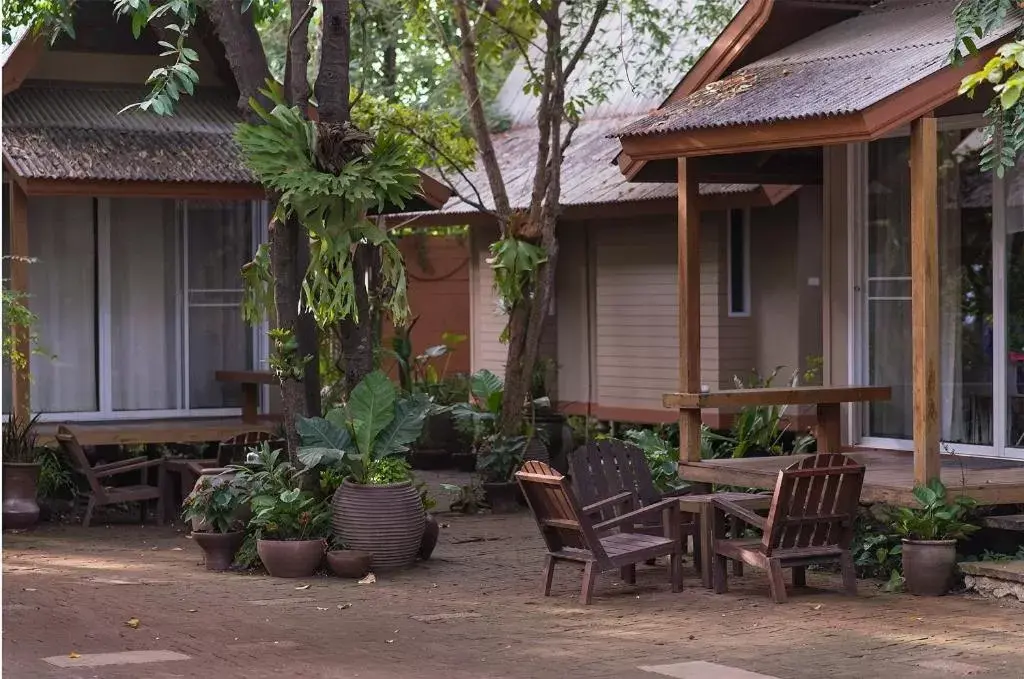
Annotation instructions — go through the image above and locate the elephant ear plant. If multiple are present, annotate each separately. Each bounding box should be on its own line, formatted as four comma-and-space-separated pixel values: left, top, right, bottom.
296, 371, 433, 570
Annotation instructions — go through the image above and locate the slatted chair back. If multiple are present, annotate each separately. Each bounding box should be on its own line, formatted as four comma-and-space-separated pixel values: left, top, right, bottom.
570, 440, 660, 523
761, 453, 865, 556
216, 430, 282, 466
516, 460, 609, 565
55, 426, 109, 500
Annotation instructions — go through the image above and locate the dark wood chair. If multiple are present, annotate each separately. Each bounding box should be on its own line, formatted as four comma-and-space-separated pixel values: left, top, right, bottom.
515, 460, 683, 605
711, 453, 865, 603
55, 426, 166, 528
570, 439, 696, 552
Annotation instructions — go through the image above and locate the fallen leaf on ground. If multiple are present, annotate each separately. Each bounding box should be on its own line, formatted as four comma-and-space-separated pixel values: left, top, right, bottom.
22, 588, 36, 592
68, 652, 80, 659
125, 617, 141, 629
186, 609, 198, 613
316, 607, 329, 611
171, 547, 184, 551
294, 584, 311, 590
358, 573, 376, 585
385, 639, 394, 644
338, 603, 352, 610
812, 604, 823, 611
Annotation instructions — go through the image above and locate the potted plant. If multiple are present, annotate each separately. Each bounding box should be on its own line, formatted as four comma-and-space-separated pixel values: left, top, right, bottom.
890, 479, 979, 596
2, 412, 42, 529
181, 475, 247, 571
478, 434, 527, 513
297, 370, 431, 570
249, 487, 330, 578
325, 536, 372, 579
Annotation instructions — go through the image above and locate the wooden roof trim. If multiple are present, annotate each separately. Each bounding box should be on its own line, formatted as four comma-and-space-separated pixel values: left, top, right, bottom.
618, 47, 994, 162
2, 32, 45, 95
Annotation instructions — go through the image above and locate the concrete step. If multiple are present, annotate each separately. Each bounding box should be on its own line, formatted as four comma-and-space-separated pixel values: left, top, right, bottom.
960, 560, 1024, 603
981, 514, 1024, 531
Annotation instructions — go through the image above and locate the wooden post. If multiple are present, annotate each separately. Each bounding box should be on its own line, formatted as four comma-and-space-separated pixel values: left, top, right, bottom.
910, 116, 940, 485
678, 157, 701, 462
9, 182, 31, 419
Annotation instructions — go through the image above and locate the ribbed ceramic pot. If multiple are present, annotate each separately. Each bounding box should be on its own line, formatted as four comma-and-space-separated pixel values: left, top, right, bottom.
2, 463, 41, 530
333, 480, 425, 570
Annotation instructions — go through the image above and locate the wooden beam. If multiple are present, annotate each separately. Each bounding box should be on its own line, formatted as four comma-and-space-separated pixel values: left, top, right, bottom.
662, 385, 892, 409
677, 157, 702, 462
8, 182, 31, 418
20, 178, 266, 200
910, 116, 940, 485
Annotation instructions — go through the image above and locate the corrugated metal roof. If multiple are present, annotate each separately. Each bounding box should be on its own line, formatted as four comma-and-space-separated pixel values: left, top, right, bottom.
2, 83, 253, 183
616, 0, 1022, 137
418, 116, 751, 218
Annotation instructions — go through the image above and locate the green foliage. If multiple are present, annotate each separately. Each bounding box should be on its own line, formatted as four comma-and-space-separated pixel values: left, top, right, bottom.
487, 237, 547, 308
389, 320, 468, 401
267, 328, 310, 382
181, 475, 247, 533
441, 481, 486, 513
450, 369, 511, 444
236, 84, 420, 327
296, 370, 431, 484
850, 508, 903, 581
890, 479, 980, 542
248, 487, 331, 541
3, 257, 44, 371
2, 411, 40, 463
620, 429, 689, 494
35, 446, 77, 501
477, 434, 527, 483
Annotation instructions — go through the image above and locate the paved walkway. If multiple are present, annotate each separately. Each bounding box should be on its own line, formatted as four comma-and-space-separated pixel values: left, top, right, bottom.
3, 508, 1024, 679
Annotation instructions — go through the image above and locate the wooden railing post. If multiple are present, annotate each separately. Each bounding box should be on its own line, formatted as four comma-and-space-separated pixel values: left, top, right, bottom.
910, 116, 940, 485
677, 157, 701, 462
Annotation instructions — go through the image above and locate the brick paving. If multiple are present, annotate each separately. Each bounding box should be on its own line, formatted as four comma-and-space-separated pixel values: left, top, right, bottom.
4, 503, 1024, 679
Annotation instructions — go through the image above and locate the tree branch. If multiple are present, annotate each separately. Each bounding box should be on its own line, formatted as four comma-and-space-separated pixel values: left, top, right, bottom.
205, 0, 272, 115
315, 0, 351, 122
284, 0, 313, 107
563, 0, 609, 82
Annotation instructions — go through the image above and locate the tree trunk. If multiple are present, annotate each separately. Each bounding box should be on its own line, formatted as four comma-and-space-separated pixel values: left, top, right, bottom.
339, 244, 376, 395
269, 214, 306, 459
315, 0, 351, 122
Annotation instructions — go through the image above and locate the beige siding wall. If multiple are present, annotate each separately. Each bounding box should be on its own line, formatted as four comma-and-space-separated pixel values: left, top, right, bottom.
751, 197, 801, 380
555, 224, 592, 405
469, 227, 507, 378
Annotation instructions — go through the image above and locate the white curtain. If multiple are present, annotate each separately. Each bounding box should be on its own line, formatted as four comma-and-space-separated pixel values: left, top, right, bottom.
186, 201, 253, 409
938, 133, 966, 443
29, 196, 97, 413
109, 198, 180, 411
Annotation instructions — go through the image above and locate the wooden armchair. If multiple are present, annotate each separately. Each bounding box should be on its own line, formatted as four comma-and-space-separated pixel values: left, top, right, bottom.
570, 439, 696, 552
711, 453, 865, 603
515, 460, 683, 605
55, 426, 166, 528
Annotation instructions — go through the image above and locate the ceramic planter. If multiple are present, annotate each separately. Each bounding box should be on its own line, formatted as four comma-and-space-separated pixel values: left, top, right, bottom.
2, 463, 41, 529
483, 481, 520, 514
419, 513, 439, 560
326, 549, 372, 578
333, 480, 425, 570
192, 531, 244, 571
257, 539, 325, 578
902, 539, 957, 596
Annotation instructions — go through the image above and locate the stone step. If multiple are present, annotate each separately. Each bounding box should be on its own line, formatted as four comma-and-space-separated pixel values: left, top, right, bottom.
959, 560, 1024, 603
981, 514, 1024, 531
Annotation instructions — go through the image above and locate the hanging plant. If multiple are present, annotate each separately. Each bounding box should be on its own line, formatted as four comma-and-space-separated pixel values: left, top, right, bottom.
487, 235, 547, 308
234, 81, 420, 328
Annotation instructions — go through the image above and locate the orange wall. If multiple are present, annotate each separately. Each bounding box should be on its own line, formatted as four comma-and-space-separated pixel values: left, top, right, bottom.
383, 233, 471, 375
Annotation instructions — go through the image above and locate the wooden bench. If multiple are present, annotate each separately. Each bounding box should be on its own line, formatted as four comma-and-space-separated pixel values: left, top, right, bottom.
215, 370, 276, 424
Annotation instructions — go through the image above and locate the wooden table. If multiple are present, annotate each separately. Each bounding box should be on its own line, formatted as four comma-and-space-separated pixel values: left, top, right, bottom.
678, 492, 772, 589
214, 370, 276, 424
664, 385, 892, 457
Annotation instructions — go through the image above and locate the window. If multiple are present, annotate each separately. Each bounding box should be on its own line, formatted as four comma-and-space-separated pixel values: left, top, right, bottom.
727, 208, 750, 317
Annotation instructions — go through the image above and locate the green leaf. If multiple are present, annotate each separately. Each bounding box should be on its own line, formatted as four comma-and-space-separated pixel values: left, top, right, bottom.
296, 446, 345, 468
348, 371, 397, 457
376, 393, 431, 457
470, 369, 504, 411
296, 415, 352, 452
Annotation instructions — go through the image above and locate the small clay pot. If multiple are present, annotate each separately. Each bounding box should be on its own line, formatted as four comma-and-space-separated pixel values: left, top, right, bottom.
419, 514, 439, 560
902, 539, 957, 596
483, 481, 521, 514
2, 463, 41, 529
192, 531, 244, 571
257, 539, 325, 578
326, 549, 372, 578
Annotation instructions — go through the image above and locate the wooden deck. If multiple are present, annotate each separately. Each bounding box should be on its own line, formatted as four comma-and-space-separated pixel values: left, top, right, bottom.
35, 417, 279, 447
679, 448, 1024, 506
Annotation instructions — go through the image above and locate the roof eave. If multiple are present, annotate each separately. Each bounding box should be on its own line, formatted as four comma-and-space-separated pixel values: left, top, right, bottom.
617, 48, 994, 167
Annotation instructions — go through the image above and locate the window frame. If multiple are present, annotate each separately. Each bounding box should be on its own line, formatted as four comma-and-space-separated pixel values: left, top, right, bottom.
726, 207, 751, 318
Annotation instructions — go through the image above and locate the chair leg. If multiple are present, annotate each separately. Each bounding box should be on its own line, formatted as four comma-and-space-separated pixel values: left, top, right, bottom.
542, 555, 556, 597
156, 463, 167, 525
580, 561, 598, 605
712, 553, 729, 594
691, 531, 702, 574
793, 566, 807, 588
139, 500, 147, 525
621, 564, 636, 585
670, 549, 682, 593
840, 552, 858, 596
730, 519, 743, 576
83, 497, 96, 528
767, 558, 788, 603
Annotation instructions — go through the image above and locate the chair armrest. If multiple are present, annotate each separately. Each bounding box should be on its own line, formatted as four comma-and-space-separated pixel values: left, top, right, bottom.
593, 497, 678, 532
711, 496, 768, 530
661, 487, 693, 499
581, 491, 635, 516
92, 456, 148, 473
94, 458, 164, 478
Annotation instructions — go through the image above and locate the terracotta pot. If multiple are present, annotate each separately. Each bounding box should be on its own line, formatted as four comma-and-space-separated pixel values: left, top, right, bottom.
419, 514, 439, 560
257, 539, 325, 578
193, 531, 244, 571
452, 452, 476, 473
902, 539, 957, 596
333, 480, 425, 570
3, 463, 41, 530
408, 448, 452, 470
483, 481, 520, 514
326, 549, 372, 578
